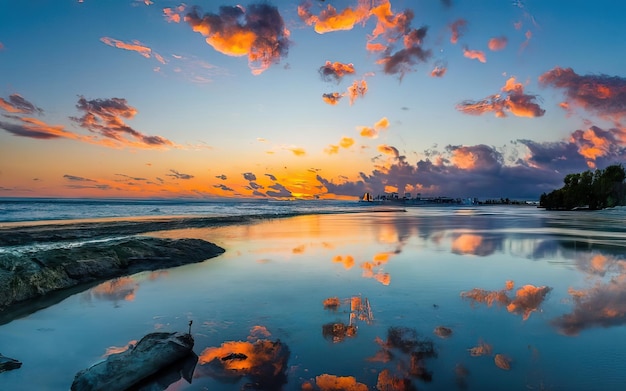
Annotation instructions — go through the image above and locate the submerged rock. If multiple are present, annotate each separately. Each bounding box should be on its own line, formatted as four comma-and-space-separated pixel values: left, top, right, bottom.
71, 332, 195, 391
0, 353, 22, 373
0, 237, 224, 315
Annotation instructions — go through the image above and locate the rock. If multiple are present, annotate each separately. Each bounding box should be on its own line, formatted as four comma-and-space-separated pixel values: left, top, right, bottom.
71, 332, 195, 391
132, 350, 198, 391
0, 353, 22, 373
0, 237, 225, 316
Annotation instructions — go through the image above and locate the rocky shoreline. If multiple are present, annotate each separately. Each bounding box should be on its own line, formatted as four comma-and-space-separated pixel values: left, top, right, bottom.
0, 226, 225, 323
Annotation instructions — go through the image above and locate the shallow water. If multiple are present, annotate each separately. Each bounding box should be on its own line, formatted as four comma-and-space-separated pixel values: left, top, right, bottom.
2, 206, 626, 390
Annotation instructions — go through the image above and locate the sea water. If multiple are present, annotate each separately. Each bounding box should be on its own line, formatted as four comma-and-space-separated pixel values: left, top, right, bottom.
0, 197, 362, 223
1, 204, 626, 390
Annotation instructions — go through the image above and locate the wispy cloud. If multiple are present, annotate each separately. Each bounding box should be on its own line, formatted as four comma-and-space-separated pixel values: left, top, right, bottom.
100, 37, 153, 59
167, 169, 194, 180
0, 116, 79, 140
286, 146, 306, 156
71, 96, 177, 149
449, 19, 467, 44
0, 94, 43, 114
63, 174, 96, 182
184, 3, 290, 75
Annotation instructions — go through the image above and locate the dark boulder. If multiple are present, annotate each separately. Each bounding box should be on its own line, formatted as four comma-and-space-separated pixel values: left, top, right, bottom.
71, 332, 195, 391
0, 353, 22, 373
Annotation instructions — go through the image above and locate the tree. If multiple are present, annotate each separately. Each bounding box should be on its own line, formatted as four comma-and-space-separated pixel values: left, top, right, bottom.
540, 164, 626, 210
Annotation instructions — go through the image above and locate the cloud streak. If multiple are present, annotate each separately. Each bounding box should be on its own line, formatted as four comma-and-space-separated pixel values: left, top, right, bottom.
71, 96, 176, 149
0, 94, 43, 115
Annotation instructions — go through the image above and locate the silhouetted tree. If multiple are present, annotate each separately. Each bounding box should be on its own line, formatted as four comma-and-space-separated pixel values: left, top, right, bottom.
540, 164, 626, 210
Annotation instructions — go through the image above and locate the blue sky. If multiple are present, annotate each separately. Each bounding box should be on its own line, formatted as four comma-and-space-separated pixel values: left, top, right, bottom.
1, 0, 625, 199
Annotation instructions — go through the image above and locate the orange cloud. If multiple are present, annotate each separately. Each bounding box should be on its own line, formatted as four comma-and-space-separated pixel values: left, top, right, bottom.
0, 94, 43, 114
431, 65, 447, 77
374, 117, 389, 129
359, 126, 377, 138
0, 116, 83, 140
185, 4, 290, 75
488, 36, 508, 51
449, 19, 467, 44
319, 61, 356, 82
100, 37, 152, 58
539, 67, 626, 121
568, 126, 623, 168
463, 47, 486, 63
347, 79, 368, 105
163, 5, 185, 23
71, 96, 177, 149
322, 92, 342, 105
325, 144, 339, 155
339, 137, 355, 148
456, 76, 545, 118
378, 144, 399, 157
298, 0, 371, 34
286, 146, 306, 156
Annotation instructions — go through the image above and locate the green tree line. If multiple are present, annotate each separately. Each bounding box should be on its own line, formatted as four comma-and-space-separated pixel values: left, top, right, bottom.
540, 164, 626, 210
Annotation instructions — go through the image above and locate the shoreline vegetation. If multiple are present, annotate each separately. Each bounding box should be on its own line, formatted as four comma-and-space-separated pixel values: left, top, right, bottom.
539, 164, 626, 210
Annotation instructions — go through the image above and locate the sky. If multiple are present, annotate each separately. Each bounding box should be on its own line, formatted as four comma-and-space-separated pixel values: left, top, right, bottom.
1, 0, 626, 200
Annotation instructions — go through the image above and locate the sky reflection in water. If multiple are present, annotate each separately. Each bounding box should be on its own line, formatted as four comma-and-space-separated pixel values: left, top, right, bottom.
2, 207, 626, 390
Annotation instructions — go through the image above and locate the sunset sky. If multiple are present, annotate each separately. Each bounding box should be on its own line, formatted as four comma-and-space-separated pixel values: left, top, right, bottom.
1, 0, 626, 200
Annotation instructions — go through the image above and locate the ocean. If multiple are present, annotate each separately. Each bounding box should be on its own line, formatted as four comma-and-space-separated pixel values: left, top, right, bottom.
1, 199, 626, 390
0, 197, 364, 223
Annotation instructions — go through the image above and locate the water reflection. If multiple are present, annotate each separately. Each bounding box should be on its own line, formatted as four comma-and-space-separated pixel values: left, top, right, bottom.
4, 207, 626, 390
82, 271, 169, 306
553, 275, 626, 335
195, 326, 290, 389
461, 281, 552, 320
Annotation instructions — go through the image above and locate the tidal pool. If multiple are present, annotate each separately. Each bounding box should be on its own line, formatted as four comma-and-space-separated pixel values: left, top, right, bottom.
2, 206, 626, 390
